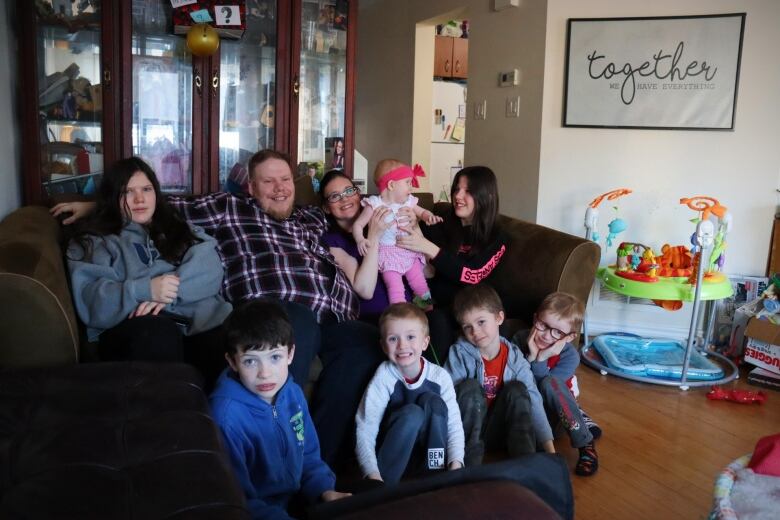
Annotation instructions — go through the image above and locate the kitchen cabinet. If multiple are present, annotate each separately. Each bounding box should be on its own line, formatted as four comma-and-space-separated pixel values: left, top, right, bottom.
433, 35, 468, 80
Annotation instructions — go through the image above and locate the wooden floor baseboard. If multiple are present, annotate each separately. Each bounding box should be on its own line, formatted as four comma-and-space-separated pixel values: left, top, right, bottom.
555, 364, 780, 520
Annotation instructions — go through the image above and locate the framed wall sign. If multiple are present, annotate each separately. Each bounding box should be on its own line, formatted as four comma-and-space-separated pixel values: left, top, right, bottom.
563, 13, 745, 130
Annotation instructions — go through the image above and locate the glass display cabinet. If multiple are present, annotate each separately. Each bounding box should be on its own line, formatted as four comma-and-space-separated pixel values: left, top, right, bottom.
19, 0, 119, 202
293, 0, 351, 180
19, 0, 357, 204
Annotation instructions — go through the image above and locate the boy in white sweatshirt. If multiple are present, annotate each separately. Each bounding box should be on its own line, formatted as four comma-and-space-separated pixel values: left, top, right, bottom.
355, 303, 464, 484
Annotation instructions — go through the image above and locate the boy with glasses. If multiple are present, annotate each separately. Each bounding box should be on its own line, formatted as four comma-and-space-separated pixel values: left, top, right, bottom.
445, 285, 555, 467
512, 292, 600, 477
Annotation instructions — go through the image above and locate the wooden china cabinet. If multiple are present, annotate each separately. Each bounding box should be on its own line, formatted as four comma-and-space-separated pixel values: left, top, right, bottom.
18, 0, 357, 204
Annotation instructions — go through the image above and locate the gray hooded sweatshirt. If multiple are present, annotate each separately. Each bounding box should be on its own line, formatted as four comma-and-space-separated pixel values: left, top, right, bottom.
68, 222, 232, 341
444, 336, 554, 444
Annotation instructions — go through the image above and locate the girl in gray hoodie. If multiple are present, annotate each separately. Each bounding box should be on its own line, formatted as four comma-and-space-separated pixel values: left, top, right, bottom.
67, 157, 231, 383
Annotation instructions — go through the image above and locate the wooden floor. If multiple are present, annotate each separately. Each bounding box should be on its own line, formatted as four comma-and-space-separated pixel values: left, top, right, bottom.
553, 365, 780, 520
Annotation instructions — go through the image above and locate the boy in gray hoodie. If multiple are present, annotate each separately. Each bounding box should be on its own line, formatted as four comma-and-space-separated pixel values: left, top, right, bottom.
444, 285, 554, 466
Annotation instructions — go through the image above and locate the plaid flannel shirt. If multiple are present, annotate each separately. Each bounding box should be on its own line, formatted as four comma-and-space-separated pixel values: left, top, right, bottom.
168, 192, 358, 323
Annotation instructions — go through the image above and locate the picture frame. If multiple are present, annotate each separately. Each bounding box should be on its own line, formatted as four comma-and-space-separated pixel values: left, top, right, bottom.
324, 136, 345, 170
563, 13, 745, 130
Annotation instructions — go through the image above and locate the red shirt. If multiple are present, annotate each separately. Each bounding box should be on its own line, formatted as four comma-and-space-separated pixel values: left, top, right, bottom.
482, 341, 509, 408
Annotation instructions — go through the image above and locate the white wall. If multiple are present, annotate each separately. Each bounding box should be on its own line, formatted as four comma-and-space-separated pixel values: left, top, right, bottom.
0, 0, 21, 219
539, 0, 780, 276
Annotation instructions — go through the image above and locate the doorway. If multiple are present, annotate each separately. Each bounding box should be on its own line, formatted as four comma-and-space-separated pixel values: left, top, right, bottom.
411, 10, 468, 198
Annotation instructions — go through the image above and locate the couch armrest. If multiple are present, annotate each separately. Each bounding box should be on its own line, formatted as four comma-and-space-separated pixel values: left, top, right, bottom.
0, 206, 79, 367
494, 216, 600, 322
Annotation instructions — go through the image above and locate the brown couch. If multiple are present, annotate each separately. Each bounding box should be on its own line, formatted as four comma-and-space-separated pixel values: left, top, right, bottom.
0, 179, 598, 367
0, 182, 589, 518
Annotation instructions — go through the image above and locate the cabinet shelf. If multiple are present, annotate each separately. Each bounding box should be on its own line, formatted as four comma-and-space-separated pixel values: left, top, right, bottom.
45, 117, 102, 127
38, 14, 100, 33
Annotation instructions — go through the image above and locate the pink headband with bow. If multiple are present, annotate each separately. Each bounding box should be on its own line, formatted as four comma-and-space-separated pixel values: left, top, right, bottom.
376, 164, 426, 193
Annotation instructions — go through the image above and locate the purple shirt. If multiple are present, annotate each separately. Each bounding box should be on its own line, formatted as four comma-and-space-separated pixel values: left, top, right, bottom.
322, 226, 390, 320
169, 193, 358, 323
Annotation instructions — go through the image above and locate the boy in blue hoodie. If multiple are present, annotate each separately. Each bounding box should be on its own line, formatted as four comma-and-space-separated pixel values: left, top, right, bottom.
210, 300, 350, 519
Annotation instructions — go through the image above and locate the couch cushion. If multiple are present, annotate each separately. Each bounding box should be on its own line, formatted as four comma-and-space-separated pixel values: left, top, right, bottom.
0, 362, 249, 519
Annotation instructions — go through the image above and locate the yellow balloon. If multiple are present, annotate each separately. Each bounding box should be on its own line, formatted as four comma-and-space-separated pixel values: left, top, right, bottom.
186, 24, 220, 57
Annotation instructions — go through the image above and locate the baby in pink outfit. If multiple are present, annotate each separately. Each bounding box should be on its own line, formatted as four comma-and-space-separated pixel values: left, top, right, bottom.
352, 159, 443, 306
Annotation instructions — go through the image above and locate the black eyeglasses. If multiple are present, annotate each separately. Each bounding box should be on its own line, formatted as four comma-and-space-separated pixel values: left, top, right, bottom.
325, 186, 360, 203
533, 319, 572, 341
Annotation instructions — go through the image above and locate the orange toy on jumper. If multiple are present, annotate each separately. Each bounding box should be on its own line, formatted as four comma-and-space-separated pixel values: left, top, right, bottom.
656, 244, 693, 278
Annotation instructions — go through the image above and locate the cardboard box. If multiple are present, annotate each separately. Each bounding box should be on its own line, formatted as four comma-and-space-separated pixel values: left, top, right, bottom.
743, 318, 780, 375
711, 275, 768, 352
747, 367, 780, 392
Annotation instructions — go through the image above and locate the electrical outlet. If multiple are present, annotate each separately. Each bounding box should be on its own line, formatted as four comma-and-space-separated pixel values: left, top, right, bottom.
506, 96, 520, 117
474, 100, 487, 120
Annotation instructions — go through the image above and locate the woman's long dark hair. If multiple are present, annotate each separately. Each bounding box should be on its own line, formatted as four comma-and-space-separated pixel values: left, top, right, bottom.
71, 157, 200, 264
445, 166, 500, 255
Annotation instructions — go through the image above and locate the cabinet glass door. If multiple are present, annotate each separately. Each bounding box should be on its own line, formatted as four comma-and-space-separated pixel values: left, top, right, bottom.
217, 3, 278, 191
297, 0, 348, 180
36, 0, 104, 197
131, 0, 193, 193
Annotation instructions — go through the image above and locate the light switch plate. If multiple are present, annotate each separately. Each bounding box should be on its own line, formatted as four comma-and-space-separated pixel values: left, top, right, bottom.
506, 96, 520, 118
499, 69, 519, 87
494, 0, 519, 11
474, 99, 487, 120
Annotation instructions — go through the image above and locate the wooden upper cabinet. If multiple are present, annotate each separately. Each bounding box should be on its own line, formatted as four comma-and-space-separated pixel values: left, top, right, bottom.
433, 36, 453, 77
452, 37, 468, 79
434, 35, 468, 79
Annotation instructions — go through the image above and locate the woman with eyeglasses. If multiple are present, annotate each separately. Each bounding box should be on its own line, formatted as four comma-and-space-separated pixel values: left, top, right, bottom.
320, 170, 412, 323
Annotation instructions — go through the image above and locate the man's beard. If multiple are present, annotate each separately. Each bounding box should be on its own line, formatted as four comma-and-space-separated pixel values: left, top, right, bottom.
264, 201, 294, 221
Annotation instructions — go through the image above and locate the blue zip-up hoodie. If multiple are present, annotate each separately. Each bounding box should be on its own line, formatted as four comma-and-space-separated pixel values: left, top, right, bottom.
209, 369, 336, 520
67, 222, 231, 341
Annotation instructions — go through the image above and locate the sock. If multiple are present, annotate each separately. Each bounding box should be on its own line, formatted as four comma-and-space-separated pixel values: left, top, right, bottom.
575, 442, 599, 477
581, 409, 602, 440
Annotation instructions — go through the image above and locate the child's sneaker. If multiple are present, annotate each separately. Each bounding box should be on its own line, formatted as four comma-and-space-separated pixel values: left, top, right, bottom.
581, 409, 602, 440
575, 442, 598, 477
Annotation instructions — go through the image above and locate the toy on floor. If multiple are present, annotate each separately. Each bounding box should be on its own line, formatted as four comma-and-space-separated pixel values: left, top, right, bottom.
591, 334, 725, 381
584, 191, 738, 388
706, 385, 766, 404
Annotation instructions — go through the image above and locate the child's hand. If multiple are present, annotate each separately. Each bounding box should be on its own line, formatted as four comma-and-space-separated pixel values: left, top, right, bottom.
50, 201, 96, 225
536, 336, 569, 362
357, 238, 371, 257
448, 461, 463, 470
424, 212, 443, 225
151, 274, 180, 303
129, 301, 166, 318
321, 490, 352, 502
526, 328, 541, 362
